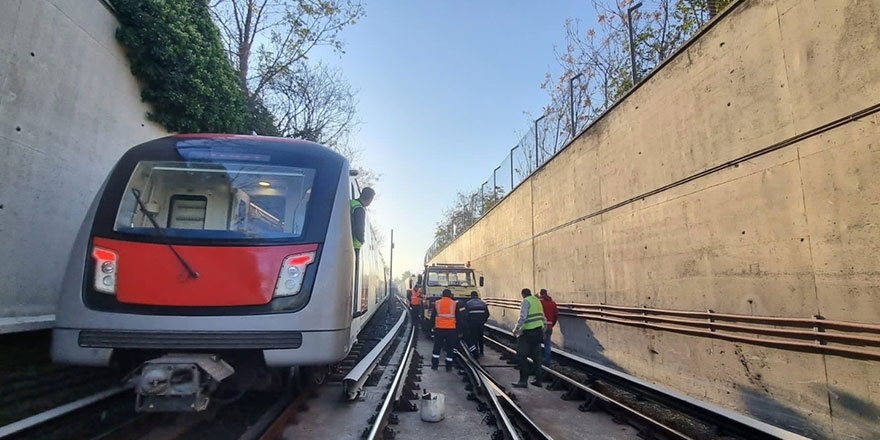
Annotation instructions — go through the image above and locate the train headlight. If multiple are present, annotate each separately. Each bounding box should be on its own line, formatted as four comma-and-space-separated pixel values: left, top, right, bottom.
274, 252, 315, 297
92, 247, 118, 295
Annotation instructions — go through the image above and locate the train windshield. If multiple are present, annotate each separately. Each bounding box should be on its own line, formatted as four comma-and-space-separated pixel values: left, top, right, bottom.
426, 270, 475, 287
114, 161, 316, 239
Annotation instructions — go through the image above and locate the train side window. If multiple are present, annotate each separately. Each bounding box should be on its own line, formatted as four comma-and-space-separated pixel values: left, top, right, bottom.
167, 195, 207, 229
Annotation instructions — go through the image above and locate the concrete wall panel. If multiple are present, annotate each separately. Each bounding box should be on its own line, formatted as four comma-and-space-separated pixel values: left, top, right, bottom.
798, 113, 880, 323
597, 0, 796, 208
534, 217, 606, 304
824, 356, 880, 438
431, 0, 880, 436
777, 0, 880, 132
0, 0, 166, 324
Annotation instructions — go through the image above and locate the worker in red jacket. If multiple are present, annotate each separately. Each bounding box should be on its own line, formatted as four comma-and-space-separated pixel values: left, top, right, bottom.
538, 289, 559, 362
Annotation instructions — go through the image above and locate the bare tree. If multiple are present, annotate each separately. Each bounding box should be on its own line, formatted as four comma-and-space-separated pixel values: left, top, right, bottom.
266, 61, 357, 149
210, 0, 365, 98
543, 0, 733, 136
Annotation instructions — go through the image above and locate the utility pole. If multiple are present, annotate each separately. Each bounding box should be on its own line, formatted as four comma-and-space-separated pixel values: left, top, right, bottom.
509, 146, 516, 190
389, 229, 394, 297
628, 2, 643, 85
534, 114, 546, 170
493, 165, 501, 199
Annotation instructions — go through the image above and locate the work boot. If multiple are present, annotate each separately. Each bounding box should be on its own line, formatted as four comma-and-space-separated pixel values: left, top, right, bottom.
431, 364, 438, 370
529, 380, 542, 387
445, 365, 452, 372
511, 382, 528, 388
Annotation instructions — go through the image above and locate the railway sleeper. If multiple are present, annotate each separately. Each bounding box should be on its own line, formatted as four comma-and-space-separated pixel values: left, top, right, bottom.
578, 394, 601, 412
394, 398, 417, 412
637, 427, 660, 440
546, 376, 569, 391
560, 387, 586, 401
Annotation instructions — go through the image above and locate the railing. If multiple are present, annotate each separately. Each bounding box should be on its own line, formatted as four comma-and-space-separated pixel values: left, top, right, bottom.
484, 298, 880, 361
424, 108, 577, 264
424, 1, 739, 264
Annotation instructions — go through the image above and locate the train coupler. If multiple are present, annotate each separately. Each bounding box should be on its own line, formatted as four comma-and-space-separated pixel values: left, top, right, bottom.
132, 353, 234, 412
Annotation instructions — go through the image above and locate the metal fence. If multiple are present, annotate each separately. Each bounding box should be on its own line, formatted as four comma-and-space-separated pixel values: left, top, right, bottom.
424, 0, 726, 264
424, 103, 577, 264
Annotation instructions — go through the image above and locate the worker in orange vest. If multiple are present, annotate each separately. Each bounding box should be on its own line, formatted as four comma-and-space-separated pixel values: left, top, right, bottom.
431, 289, 458, 371
407, 285, 423, 331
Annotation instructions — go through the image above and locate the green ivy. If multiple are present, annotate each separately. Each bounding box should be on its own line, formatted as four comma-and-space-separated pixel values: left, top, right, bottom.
112, 0, 249, 133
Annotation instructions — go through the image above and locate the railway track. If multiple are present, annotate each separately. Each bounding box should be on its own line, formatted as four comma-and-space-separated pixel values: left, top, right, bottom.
482, 324, 809, 440
3, 306, 807, 440
456, 347, 554, 440
0, 386, 137, 440
247, 296, 415, 440
0, 300, 408, 440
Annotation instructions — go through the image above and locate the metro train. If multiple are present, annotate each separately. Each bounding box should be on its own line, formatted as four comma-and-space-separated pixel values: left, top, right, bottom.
51, 134, 389, 411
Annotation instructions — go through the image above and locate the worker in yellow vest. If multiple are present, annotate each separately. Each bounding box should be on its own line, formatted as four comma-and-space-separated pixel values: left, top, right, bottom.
431, 289, 457, 371
511, 288, 545, 388
350, 187, 374, 251
350, 187, 374, 315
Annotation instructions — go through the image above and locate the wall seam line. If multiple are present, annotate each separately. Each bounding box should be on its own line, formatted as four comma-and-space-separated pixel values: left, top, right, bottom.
774, 3, 835, 433
455, 103, 880, 264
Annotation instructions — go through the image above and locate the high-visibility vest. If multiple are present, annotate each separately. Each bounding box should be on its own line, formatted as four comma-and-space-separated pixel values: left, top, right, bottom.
434, 297, 456, 329
410, 288, 422, 306
350, 199, 364, 249
521, 295, 545, 330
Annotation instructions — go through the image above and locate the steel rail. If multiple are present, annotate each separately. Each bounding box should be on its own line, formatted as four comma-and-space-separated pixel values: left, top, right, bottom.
457, 344, 554, 440
456, 349, 521, 440
481, 336, 689, 440
343, 307, 408, 399
485, 324, 810, 440
364, 317, 415, 440
254, 382, 318, 440
250, 297, 406, 440
0, 385, 131, 438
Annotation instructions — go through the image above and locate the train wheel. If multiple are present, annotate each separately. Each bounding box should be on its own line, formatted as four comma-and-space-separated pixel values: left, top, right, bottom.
307, 365, 329, 386
283, 366, 303, 397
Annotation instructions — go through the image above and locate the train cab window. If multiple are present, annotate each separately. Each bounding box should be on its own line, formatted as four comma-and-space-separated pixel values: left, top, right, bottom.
114, 161, 316, 239
426, 271, 474, 287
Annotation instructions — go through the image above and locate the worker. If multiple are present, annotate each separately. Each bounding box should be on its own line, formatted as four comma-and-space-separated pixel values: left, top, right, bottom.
538, 289, 559, 363
350, 187, 374, 314
511, 288, 545, 388
431, 289, 458, 371
465, 291, 490, 358
407, 285, 423, 331
350, 187, 374, 251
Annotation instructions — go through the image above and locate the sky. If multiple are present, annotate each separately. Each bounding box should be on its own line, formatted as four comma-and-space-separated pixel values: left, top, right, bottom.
316, 1, 598, 279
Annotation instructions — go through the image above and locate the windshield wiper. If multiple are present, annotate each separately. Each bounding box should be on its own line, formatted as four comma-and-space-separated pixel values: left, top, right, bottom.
131, 188, 199, 279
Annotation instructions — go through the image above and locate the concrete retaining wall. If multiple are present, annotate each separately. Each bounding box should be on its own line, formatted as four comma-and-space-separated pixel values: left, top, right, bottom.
431, 0, 880, 437
0, 0, 166, 330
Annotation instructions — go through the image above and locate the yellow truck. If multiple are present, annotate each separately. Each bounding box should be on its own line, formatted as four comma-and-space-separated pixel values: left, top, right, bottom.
418, 262, 483, 328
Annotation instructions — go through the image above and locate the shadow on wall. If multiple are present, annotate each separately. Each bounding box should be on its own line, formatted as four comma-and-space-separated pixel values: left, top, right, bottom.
489, 310, 627, 373
739, 386, 825, 439
819, 384, 880, 439
556, 315, 627, 373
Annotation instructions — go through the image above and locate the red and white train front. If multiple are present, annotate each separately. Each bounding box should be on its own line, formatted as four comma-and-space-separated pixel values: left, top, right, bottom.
52, 135, 387, 411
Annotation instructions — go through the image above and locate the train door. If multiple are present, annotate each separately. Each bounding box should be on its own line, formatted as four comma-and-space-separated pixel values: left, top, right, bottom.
350, 178, 364, 318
